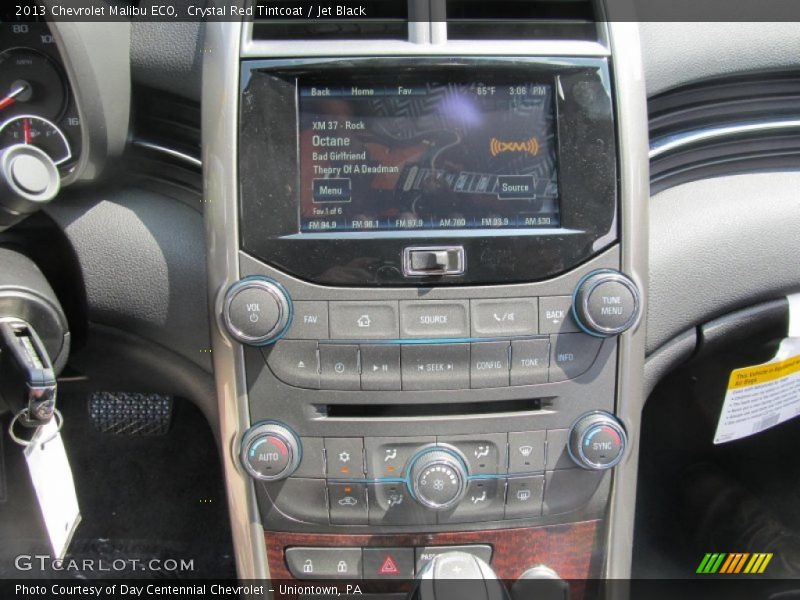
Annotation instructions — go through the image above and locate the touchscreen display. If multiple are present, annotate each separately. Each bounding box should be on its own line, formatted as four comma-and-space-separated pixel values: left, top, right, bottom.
297, 81, 559, 232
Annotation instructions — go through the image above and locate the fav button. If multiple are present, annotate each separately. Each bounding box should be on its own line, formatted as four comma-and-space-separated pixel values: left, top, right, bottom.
286, 301, 329, 339
399, 300, 470, 338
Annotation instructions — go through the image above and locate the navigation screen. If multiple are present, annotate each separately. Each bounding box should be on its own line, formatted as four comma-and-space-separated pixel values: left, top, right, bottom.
297, 81, 559, 233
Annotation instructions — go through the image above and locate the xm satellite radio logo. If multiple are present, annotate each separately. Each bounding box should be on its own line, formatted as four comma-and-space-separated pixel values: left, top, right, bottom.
696, 552, 773, 574
489, 136, 540, 157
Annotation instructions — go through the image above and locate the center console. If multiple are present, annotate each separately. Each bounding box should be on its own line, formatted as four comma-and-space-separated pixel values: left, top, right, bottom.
203, 14, 649, 598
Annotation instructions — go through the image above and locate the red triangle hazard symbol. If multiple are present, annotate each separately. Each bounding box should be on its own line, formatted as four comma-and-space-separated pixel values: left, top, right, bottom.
379, 555, 400, 575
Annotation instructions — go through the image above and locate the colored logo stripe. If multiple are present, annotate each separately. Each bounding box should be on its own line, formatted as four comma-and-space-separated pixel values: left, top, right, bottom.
697, 553, 726, 574
697, 553, 773, 574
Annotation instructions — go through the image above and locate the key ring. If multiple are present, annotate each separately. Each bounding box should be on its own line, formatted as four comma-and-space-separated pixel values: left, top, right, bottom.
8, 408, 63, 448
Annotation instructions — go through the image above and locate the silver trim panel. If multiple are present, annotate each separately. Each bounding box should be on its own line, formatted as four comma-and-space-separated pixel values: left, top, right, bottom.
650, 118, 800, 160
132, 139, 202, 168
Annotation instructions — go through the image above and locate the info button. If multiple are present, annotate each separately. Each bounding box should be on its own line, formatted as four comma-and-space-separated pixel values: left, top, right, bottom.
313, 178, 351, 203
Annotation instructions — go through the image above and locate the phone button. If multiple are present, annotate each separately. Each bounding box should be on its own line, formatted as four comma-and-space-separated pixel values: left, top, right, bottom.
470, 298, 538, 337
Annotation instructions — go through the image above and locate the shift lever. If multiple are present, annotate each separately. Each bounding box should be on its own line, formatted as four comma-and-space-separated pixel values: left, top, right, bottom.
409, 551, 509, 600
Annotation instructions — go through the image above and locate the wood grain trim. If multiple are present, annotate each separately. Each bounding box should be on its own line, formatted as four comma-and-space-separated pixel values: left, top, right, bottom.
266, 520, 602, 583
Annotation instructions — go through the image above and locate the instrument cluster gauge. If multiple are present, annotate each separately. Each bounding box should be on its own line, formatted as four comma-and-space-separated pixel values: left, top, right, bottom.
0, 115, 71, 165
0, 21, 83, 176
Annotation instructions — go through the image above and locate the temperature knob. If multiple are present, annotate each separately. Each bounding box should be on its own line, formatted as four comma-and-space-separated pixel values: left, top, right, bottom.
409, 448, 468, 510
568, 412, 627, 470
223, 277, 292, 345
240, 422, 301, 481
572, 270, 641, 337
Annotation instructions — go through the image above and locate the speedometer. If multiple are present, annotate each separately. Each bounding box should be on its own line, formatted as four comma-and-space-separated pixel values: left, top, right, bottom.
0, 48, 67, 121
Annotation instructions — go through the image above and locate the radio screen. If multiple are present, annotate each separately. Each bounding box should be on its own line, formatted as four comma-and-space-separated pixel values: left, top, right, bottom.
297, 81, 559, 233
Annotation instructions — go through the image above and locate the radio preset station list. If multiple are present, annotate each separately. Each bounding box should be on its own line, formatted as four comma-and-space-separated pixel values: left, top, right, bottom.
297, 81, 560, 233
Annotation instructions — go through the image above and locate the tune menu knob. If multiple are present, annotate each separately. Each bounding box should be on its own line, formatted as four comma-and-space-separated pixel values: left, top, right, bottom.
572, 270, 641, 337
409, 448, 468, 510
568, 412, 627, 470
240, 422, 302, 481
223, 277, 292, 345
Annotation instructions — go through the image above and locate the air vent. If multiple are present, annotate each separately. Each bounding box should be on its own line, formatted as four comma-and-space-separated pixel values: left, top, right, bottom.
445, 0, 598, 41
252, 0, 409, 40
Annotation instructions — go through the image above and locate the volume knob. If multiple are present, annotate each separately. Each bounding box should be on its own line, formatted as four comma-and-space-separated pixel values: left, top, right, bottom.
223, 277, 292, 345
573, 270, 641, 337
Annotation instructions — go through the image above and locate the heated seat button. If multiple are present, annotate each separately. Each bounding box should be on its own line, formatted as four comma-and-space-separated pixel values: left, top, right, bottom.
363, 548, 415, 579
401, 344, 470, 390
319, 344, 360, 390
328, 482, 368, 525
360, 345, 401, 391
399, 300, 470, 338
263, 340, 320, 389
470, 298, 538, 337
548, 334, 604, 382
470, 342, 510, 388
509, 339, 549, 385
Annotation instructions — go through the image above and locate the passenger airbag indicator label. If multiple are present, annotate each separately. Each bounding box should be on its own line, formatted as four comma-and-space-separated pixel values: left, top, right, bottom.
714, 294, 800, 444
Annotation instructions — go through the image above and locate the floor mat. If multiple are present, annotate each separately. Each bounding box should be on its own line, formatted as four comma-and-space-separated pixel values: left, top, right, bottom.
0, 394, 236, 579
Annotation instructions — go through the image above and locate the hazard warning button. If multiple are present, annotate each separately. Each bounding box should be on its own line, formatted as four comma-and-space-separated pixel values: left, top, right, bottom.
363, 547, 414, 579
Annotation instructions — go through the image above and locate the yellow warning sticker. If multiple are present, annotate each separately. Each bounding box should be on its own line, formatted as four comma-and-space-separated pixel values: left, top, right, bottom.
714, 338, 800, 444
728, 355, 800, 389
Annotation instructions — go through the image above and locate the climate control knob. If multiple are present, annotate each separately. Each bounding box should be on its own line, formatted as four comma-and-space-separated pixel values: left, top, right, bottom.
240, 422, 301, 481
409, 448, 468, 510
568, 411, 627, 470
572, 270, 640, 337
223, 277, 292, 345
